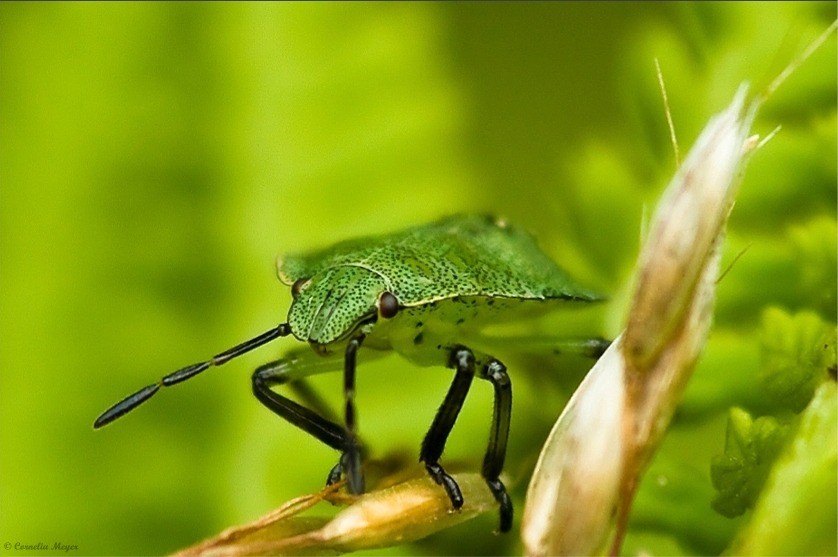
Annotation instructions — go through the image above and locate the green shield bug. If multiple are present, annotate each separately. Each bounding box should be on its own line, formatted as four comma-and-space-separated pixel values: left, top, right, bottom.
94, 214, 607, 533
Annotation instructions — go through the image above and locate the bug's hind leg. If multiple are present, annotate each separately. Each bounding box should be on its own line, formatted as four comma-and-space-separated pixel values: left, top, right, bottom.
479, 358, 513, 532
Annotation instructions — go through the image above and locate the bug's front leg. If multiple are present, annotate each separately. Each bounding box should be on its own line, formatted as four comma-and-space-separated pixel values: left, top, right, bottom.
251, 340, 377, 495
333, 334, 365, 494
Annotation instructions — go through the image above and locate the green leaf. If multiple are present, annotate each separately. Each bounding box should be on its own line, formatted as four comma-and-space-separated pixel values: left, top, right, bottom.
711, 309, 835, 518
729, 381, 838, 556
711, 408, 789, 518
759, 307, 837, 413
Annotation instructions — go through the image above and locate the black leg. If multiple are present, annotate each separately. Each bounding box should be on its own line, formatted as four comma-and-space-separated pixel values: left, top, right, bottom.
420, 346, 515, 533
252, 335, 368, 495
480, 359, 513, 533
252, 361, 348, 451
341, 334, 365, 494
420, 346, 476, 510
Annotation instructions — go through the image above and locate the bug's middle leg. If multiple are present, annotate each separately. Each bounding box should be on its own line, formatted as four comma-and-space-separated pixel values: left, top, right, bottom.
420, 346, 477, 510
420, 345, 514, 532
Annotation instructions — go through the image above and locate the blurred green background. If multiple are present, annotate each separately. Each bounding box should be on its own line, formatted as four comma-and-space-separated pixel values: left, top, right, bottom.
1, 2, 835, 556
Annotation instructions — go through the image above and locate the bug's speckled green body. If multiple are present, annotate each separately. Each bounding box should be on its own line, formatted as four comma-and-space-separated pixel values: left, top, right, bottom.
94, 213, 606, 534
278, 215, 601, 359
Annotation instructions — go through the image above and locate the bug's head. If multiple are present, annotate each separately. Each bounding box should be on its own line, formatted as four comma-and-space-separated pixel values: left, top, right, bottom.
282, 265, 400, 351
95, 258, 402, 430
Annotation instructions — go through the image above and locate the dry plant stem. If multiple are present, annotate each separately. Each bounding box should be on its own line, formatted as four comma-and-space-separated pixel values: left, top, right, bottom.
609, 23, 838, 550
623, 87, 753, 369
611, 236, 725, 556
176, 482, 346, 557
521, 337, 626, 556
612, 88, 756, 557
176, 473, 498, 557
521, 92, 753, 557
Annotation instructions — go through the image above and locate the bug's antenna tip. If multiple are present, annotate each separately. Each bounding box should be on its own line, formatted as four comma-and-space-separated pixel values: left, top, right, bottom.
93, 383, 161, 429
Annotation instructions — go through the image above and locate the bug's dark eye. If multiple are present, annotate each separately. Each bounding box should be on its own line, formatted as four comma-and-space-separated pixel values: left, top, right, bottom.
377, 291, 399, 319
291, 277, 309, 298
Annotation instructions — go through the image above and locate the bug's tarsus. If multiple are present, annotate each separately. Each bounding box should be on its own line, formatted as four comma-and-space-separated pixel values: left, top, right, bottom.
93, 324, 291, 429
326, 461, 344, 487
425, 461, 465, 508
487, 478, 513, 533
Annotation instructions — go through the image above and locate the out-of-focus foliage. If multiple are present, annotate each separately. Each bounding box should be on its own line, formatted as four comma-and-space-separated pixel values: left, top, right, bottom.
758, 308, 836, 413
711, 308, 836, 526
0, 2, 834, 556
728, 381, 837, 556
711, 408, 790, 518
